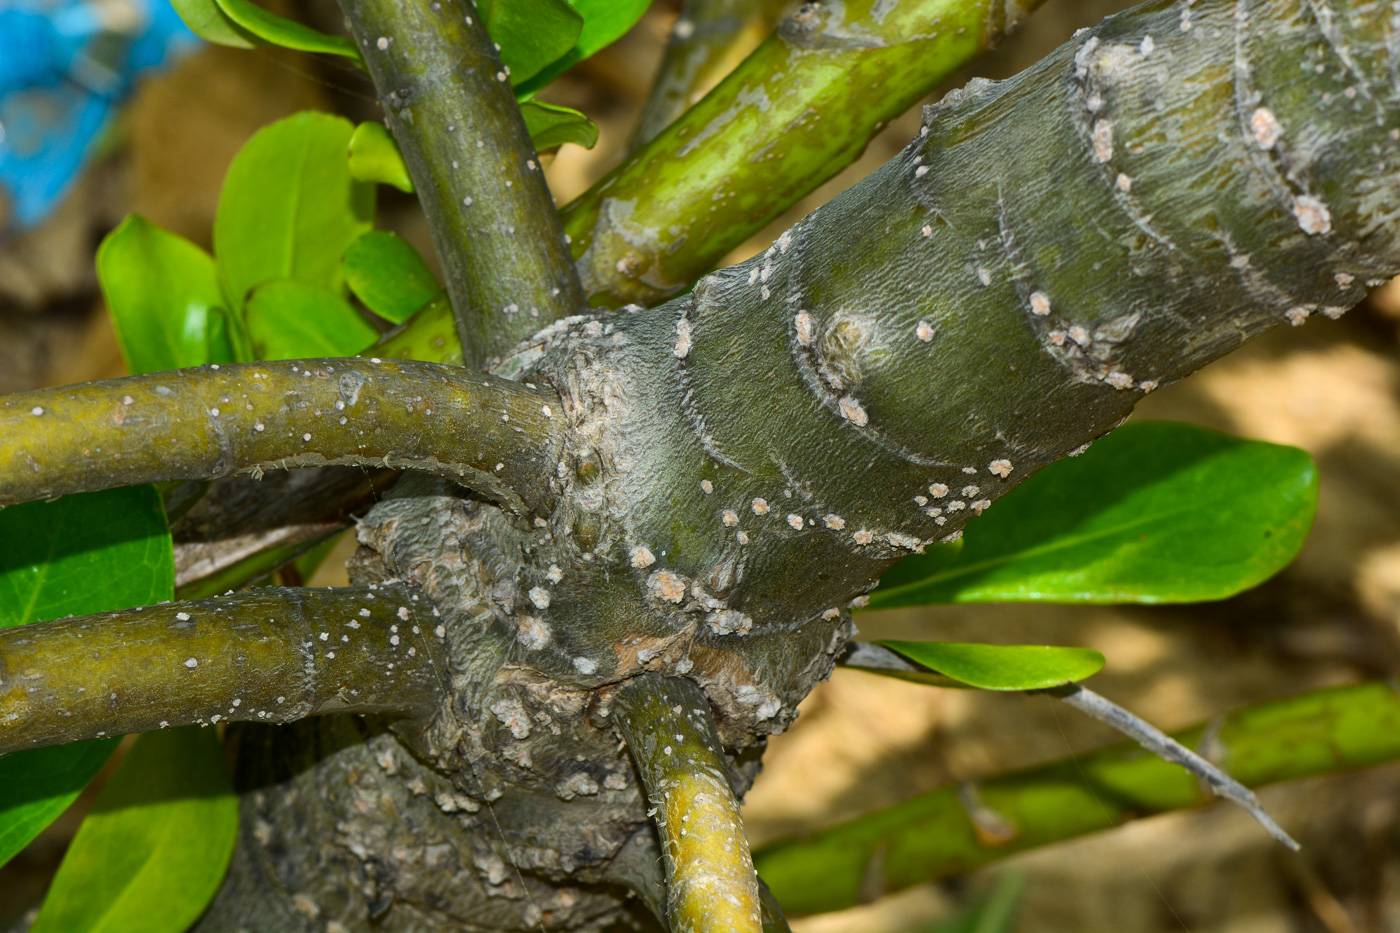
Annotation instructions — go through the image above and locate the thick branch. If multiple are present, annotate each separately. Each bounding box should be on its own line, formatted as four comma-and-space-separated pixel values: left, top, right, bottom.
562, 0, 1046, 306
0, 358, 563, 515
614, 675, 761, 933
0, 585, 447, 755
341, 0, 586, 368
541, 0, 1400, 646
630, 0, 789, 149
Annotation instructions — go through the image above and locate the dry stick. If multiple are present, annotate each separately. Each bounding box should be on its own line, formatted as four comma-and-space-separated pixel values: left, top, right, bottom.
629, 0, 790, 149
614, 674, 762, 933
0, 584, 445, 755
0, 357, 563, 516
340, 0, 586, 369
840, 643, 1299, 849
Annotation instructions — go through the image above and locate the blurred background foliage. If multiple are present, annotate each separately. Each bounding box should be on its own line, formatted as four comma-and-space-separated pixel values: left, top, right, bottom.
5, 1, 1400, 931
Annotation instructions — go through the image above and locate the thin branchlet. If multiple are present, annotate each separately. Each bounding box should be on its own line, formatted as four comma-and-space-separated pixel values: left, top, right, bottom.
0, 357, 563, 516
341, 0, 585, 368
614, 674, 761, 933
0, 585, 446, 754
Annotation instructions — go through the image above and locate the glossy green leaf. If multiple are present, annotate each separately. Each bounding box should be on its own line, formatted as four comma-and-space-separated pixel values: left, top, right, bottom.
29, 727, 238, 933
521, 100, 599, 151
98, 215, 239, 375
868, 422, 1318, 607
516, 0, 653, 95
0, 487, 174, 869
348, 122, 415, 193
245, 278, 380, 360
479, 0, 583, 85
214, 111, 375, 314
213, 0, 364, 65
169, 0, 258, 48
343, 231, 441, 324
874, 641, 1105, 691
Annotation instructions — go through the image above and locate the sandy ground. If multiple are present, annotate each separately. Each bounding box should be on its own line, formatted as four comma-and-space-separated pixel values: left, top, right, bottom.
5, 1, 1400, 931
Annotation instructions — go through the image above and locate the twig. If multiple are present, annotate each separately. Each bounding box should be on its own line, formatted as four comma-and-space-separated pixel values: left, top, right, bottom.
0, 358, 563, 516
0, 584, 446, 755
1047, 683, 1300, 850
341, 0, 585, 368
839, 642, 1299, 849
614, 674, 762, 933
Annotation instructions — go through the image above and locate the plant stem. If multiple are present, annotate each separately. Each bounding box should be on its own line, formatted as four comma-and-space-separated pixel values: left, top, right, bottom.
0, 358, 562, 516
562, 0, 1045, 307
630, 0, 789, 150
614, 674, 762, 933
0, 585, 448, 755
341, 0, 585, 369
753, 680, 1400, 915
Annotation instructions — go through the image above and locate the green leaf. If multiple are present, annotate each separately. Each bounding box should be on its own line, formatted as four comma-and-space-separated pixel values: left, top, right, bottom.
29, 727, 238, 933
213, 0, 364, 65
0, 487, 174, 869
214, 111, 375, 315
98, 215, 239, 375
521, 100, 599, 151
868, 422, 1318, 607
348, 122, 415, 193
479, 0, 583, 85
874, 641, 1105, 691
516, 0, 653, 96
343, 231, 441, 324
245, 278, 380, 360
169, 0, 259, 48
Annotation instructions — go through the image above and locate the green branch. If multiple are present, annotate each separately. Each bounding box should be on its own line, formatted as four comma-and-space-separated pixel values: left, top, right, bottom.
754, 680, 1400, 915
0, 585, 447, 755
562, 0, 1046, 307
615, 675, 762, 933
0, 358, 563, 516
630, 0, 788, 149
341, 0, 586, 368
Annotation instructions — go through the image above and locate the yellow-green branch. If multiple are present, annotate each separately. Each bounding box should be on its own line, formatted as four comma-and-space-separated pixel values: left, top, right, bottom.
0, 357, 563, 516
614, 675, 761, 933
0, 585, 447, 754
